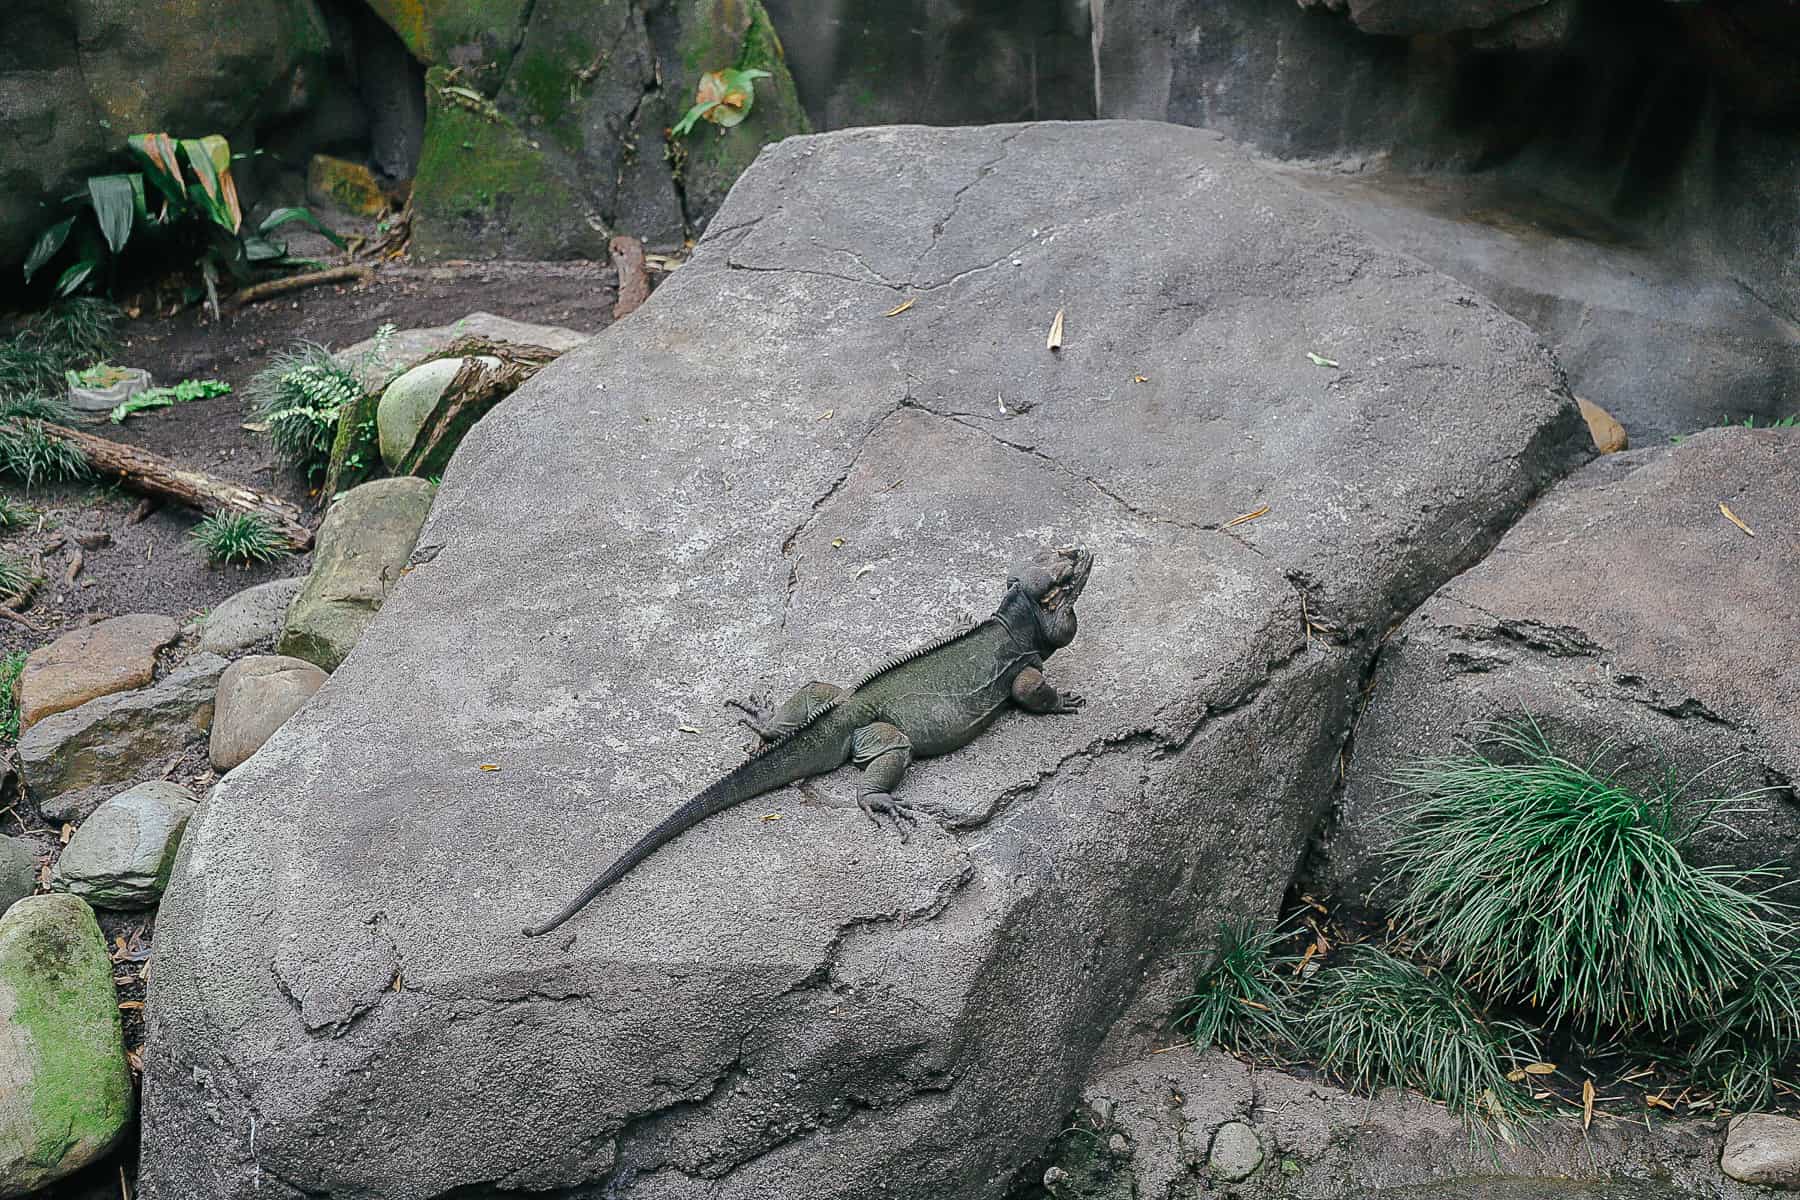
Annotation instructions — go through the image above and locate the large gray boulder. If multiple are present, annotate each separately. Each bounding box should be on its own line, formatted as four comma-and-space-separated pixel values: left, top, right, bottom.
1321, 428, 1800, 906
140, 122, 1588, 1200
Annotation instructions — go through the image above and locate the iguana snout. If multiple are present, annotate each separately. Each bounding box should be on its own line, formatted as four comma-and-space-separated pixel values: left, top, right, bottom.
1008, 545, 1092, 648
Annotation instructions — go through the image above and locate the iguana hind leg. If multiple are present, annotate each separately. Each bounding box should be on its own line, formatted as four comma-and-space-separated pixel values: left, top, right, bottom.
852, 721, 917, 840
728, 680, 847, 742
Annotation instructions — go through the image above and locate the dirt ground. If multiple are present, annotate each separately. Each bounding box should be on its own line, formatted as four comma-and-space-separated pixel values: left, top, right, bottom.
0, 260, 620, 657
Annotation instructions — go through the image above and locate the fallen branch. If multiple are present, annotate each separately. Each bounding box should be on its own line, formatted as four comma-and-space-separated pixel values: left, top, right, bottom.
397, 337, 562, 477
228, 265, 374, 309
610, 235, 651, 320
17, 421, 312, 551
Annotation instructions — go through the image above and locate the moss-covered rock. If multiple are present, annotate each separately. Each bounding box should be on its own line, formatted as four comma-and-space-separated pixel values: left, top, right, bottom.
407, 0, 809, 254
410, 65, 610, 260
0, 894, 133, 1196
364, 0, 534, 85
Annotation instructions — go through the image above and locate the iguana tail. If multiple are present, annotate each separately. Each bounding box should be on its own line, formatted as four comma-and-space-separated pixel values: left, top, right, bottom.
522, 745, 825, 936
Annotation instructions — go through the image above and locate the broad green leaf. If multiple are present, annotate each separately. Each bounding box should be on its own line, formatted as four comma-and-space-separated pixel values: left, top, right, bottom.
55, 256, 100, 296
671, 99, 717, 138
23, 217, 74, 281
181, 136, 241, 232
128, 133, 186, 210
87, 174, 138, 254
242, 235, 286, 262
258, 205, 346, 247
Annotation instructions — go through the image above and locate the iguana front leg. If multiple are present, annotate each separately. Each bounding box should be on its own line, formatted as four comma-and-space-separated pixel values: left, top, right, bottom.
852, 721, 918, 840
1011, 666, 1085, 714
728, 681, 847, 742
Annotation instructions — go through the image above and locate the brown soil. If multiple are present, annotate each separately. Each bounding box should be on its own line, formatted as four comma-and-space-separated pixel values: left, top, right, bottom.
0, 260, 620, 657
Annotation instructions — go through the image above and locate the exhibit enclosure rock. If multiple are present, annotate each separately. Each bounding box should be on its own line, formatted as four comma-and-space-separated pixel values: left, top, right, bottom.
139, 121, 1589, 1199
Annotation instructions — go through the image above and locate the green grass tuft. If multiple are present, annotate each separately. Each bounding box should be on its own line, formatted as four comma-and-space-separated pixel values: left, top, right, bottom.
1180, 919, 1304, 1057
0, 494, 29, 529
0, 552, 39, 610
245, 342, 366, 477
0, 419, 88, 488
0, 649, 26, 744
1679, 940, 1800, 1111
1302, 946, 1541, 1131
1383, 718, 1790, 1034
189, 511, 288, 565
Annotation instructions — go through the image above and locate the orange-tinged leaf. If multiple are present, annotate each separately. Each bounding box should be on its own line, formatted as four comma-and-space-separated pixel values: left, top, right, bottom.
1582, 1079, 1595, 1130
1522, 1062, 1557, 1075
478, 763, 501, 771
1047, 308, 1065, 352
1224, 504, 1270, 529
118, 1000, 144, 1011
883, 298, 914, 317
1719, 502, 1756, 537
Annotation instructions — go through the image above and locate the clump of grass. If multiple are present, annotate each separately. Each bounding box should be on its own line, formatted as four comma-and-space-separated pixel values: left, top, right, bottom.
189, 511, 288, 565
0, 551, 40, 607
0, 299, 118, 399
0, 495, 29, 529
1679, 941, 1800, 1111
1383, 719, 1789, 1034
1303, 947, 1541, 1131
0, 416, 88, 488
1180, 919, 1304, 1056
0, 649, 27, 744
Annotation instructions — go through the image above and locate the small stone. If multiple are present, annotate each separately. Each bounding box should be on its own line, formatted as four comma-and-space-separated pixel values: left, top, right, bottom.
51, 781, 198, 908
1086, 1096, 1116, 1124
1042, 1166, 1070, 1192
280, 478, 435, 671
1576, 396, 1628, 454
20, 653, 229, 824
0, 835, 37, 915
376, 355, 502, 470
198, 576, 306, 656
0, 895, 134, 1195
16, 613, 180, 728
210, 655, 328, 772
1208, 1120, 1263, 1183
1723, 1112, 1800, 1188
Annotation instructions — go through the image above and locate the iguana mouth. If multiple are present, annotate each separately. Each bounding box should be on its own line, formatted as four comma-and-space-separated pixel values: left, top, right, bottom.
1039, 547, 1093, 611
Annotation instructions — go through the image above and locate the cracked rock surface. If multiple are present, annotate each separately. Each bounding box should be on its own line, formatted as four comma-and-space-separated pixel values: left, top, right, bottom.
139, 122, 1588, 1200
1322, 427, 1800, 906
1077, 1048, 1756, 1198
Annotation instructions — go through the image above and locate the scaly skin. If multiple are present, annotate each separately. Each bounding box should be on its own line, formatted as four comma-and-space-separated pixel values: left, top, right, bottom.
522, 546, 1094, 936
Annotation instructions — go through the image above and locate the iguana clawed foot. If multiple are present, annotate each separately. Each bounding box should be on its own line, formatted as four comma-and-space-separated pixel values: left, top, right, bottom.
725, 694, 778, 740
858, 791, 920, 842
1055, 691, 1086, 713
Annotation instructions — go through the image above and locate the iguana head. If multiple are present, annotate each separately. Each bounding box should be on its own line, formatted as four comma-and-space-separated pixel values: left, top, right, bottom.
1006, 545, 1093, 649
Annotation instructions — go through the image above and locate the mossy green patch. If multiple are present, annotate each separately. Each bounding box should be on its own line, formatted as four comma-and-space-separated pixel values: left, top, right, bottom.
0, 895, 132, 1190
411, 66, 608, 260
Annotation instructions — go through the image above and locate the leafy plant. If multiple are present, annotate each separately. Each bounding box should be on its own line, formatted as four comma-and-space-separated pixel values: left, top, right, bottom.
0, 405, 88, 488
1179, 919, 1304, 1057
66, 362, 133, 389
671, 67, 773, 136
1739, 414, 1799, 429
0, 495, 29, 529
188, 511, 287, 565
1302, 947, 1541, 1131
109, 378, 230, 423
0, 649, 27, 744
245, 343, 363, 477
1383, 719, 1790, 1034
246, 325, 391, 478
23, 132, 343, 317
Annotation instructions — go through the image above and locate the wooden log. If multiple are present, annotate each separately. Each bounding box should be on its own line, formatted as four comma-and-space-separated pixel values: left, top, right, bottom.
17, 420, 312, 551
609, 235, 651, 320
227, 265, 374, 309
396, 337, 562, 478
